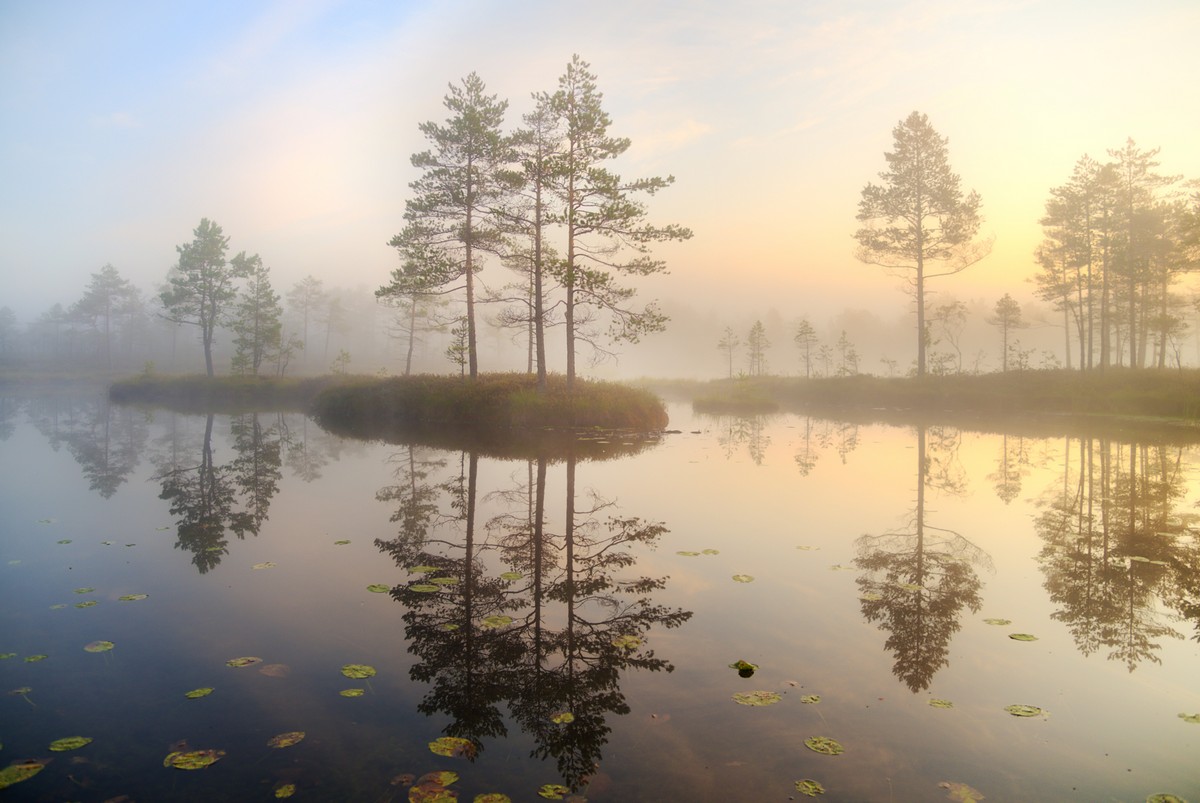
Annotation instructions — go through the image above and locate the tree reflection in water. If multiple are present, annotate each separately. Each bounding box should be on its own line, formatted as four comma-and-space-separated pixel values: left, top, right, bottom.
375, 449, 691, 794
855, 424, 991, 692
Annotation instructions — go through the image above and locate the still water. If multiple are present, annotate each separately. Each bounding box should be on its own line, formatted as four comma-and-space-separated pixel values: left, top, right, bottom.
1, 389, 1198, 802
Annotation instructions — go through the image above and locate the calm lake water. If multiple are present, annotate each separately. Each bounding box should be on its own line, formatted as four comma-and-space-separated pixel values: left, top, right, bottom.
1, 388, 1199, 802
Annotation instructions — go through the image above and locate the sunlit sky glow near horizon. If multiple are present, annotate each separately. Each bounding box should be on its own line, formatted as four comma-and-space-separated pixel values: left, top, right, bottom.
2, 0, 1198, 328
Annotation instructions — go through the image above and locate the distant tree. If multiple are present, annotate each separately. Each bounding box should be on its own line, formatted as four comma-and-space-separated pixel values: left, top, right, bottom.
73, 263, 140, 370
384, 73, 512, 380
229, 253, 282, 376
549, 54, 691, 387
855, 111, 991, 377
287, 275, 325, 357
318, 295, 348, 361
331, 349, 351, 375
160, 219, 245, 377
446, 317, 469, 375
793, 318, 818, 378
381, 293, 444, 376
835, 330, 859, 376
746, 320, 769, 376
717, 326, 739, 378
989, 293, 1024, 372
0, 307, 16, 354
816, 343, 833, 377
929, 299, 967, 374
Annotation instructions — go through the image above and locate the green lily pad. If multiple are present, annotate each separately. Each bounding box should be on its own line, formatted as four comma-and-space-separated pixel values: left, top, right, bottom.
730, 660, 758, 678
939, 781, 985, 802
83, 640, 114, 653
733, 691, 782, 706
366, 584, 390, 593
410, 584, 440, 593
75, 600, 98, 608
896, 582, 922, 591
795, 779, 826, 797
226, 656, 262, 668
1008, 633, 1038, 641
10, 686, 32, 695
267, 731, 305, 748
57, 539, 73, 544
473, 794, 512, 803
983, 618, 1011, 625
613, 634, 641, 650
24, 654, 48, 662
676, 550, 701, 556
800, 695, 821, 704
551, 712, 574, 724
334, 539, 351, 545
252, 562, 277, 570
50, 604, 67, 610
859, 592, 883, 601
796, 545, 819, 550
429, 736, 477, 758
0, 759, 48, 790
500, 571, 523, 581
275, 783, 297, 798
1146, 795, 1187, 803
185, 687, 214, 699
1004, 704, 1045, 717
732, 574, 754, 583
804, 736, 844, 755
341, 663, 376, 679
339, 688, 365, 697
929, 698, 954, 709
1130, 555, 1150, 562
74, 587, 95, 594
537, 784, 572, 800
481, 615, 513, 629
49, 736, 93, 751
440, 623, 460, 631
1177, 713, 1200, 724
0, 653, 14, 659
118, 594, 149, 601
702, 548, 720, 555
164, 749, 225, 769
429, 576, 458, 585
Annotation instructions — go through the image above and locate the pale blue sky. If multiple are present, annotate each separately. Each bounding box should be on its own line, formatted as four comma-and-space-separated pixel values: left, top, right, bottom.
2, 0, 1198, 322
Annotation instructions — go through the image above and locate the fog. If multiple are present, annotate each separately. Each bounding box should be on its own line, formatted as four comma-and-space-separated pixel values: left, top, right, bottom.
2, 1, 1199, 379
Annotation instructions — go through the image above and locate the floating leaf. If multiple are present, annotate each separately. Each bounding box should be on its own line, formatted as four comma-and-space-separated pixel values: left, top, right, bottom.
275, 783, 297, 798
440, 623, 460, 631
226, 656, 262, 668
75, 600, 98, 608
0, 653, 14, 660
339, 688, 365, 697
10, 686, 32, 695
800, 695, 821, 704
1004, 704, 1045, 718
1130, 555, 1150, 562
537, 784, 572, 800
49, 603, 67, 610
164, 749, 225, 770
983, 618, 1011, 626
795, 545, 819, 551
118, 594, 149, 601
259, 663, 291, 678
896, 582, 922, 591
1146, 795, 1188, 803
83, 640, 114, 653
415, 770, 459, 787
410, 584, 440, 593
795, 779, 826, 797
859, 592, 882, 601
56, 539, 73, 544
702, 548, 720, 555
500, 571, 523, 581
429, 736, 477, 758
74, 587, 95, 594
676, 551, 701, 556
732, 574, 755, 583
252, 562, 277, 570
49, 736, 93, 751
480, 615, 513, 629
24, 654, 48, 662
733, 691, 781, 706
366, 584, 391, 593
185, 687, 214, 699
430, 577, 459, 586
551, 712, 575, 724
729, 660, 758, 678
939, 781, 985, 802
474, 795, 511, 803
612, 635, 641, 650
929, 698, 954, 709
804, 736, 844, 755
1177, 712, 1200, 724
334, 539, 351, 545
341, 663, 376, 679
1008, 633, 1038, 642
267, 731, 305, 749
0, 759, 48, 790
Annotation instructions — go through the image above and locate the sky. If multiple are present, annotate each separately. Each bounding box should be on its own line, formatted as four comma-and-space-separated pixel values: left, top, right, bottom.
2, 0, 1199, 328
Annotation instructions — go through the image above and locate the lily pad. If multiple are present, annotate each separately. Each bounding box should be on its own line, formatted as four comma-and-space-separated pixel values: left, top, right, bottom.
24, 654, 48, 662
1177, 712, 1200, 724
702, 548, 720, 555
896, 582, 922, 591
1004, 704, 1045, 718
366, 584, 391, 593
537, 784, 572, 800
185, 687, 214, 699
732, 574, 755, 583
118, 594, 149, 601
729, 659, 758, 678
164, 749, 225, 770
341, 663, 376, 679
252, 562, 277, 570
795, 545, 819, 550
795, 779, 826, 797
500, 571, 523, 581
612, 634, 641, 650
800, 695, 821, 704
473, 795, 512, 803
0, 759, 48, 790
275, 783, 297, 798
480, 615, 513, 629
859, 592, 883, 601
551, 712, 575, 724
929, 698, 954, 709
804, 736, 845, 755
676, 550, 701, 556
0, 653, 14, 659
733, 691, 782, 706
56, 539, 73, 544
429, 736, 477, 758
983, 618, 1012, 626
334, 539, 351, 545
226, 656, 262, 668
75, 600, 98, 608
74, 587, 95, 594
1146, 795, 1187, 803
267, 731, 305, 748
430, 576, 459, 586
49, 603, 67, 610
83, 640, 114, 653
339, 688, 365, 697
410, 584, 440, 593
1008, 633, 1038, 641
49, 736, 93, 751
939, 781, 985, 802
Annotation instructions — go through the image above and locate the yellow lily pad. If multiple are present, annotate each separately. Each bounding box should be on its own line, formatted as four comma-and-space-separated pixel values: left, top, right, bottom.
275, 783, 297, 798
733, 691, 781, 706
226, 656, 262, 668
185, 687, 214, 699
340, 688, 365, 697
537, 784, 572, 800
84, 640, 114, 653
804, 736, 844, 755
795, 779, 826, 797
49, 736, 93, 751
164, 748, 225, 769
0, 759, 48, 790
267, 731, 305, 748
342, 663, 376, 679
429, 736, 477, 758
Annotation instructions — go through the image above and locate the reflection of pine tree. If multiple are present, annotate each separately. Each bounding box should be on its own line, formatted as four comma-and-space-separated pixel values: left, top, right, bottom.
374, 444, 449, 562
855, 425, 988, 692
157, 414, 237, 573
61, 397, 147, 498
229, 413, 283, 537
793, 417, 819, 476
988, 433, 1028, 504
718, 415, 770, 464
